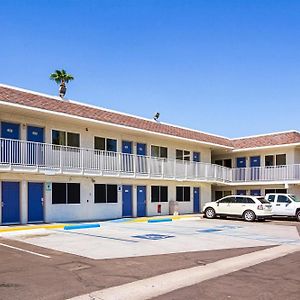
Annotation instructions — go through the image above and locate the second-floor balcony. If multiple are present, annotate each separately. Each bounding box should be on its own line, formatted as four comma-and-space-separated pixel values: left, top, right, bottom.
0, 138, 300, 184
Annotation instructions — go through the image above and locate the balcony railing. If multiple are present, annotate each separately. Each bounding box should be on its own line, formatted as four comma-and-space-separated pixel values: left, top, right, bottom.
1, 138, 300, 184
0, 138, 231, 183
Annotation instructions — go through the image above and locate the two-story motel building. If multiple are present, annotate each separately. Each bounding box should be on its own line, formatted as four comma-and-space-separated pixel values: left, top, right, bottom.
0, 84, 300, 224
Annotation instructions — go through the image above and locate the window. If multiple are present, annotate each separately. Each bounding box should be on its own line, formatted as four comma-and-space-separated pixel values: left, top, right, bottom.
94, 137, 117, 152
52, 183, 80, 204
265, 188, 287, 195
215, 190, 231, 201
265, 155, 274, 167
176, 149, 190, 161
94, 137, 105, 150
176, 187, 190, 202
277, 195, 290, 203
276, 154, 286, 166
151, 145, 168, 158
224, 159, 232, 168
218, 197, 235, 204
94, 184, 118, 203
223, 191, 232, 197
52, 130, 66, 146
107, 139, 117, 152
67, 183, 81, 203
215, 160, 223, 166
215, 191, 223, 201
52, 130, 80, 147
235, 197, 255, 204
267, 195, 275, 202
151, 186, 168, 202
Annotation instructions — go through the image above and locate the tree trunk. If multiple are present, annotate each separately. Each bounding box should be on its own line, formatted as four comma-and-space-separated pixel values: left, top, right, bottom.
59, 82, 66, 98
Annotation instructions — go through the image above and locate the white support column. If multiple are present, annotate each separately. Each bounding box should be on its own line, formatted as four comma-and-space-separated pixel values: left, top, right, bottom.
132, 185, 137, 218
20, 180, 28, 224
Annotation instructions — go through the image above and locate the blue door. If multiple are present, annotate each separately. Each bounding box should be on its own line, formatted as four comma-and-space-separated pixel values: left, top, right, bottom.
193, 187, 200, 213
122, 141, 132, 154
28, 182, 44, 223
137, 186, 146, 217
136, 143, 147, 173
137, 143, 147, 156
193, 152, 200, 162
122, 185, 133, 217
122, 141, 133, 172
27, 126, 44, 165
250, 156, 260, 180
236, 190, 247, 195
1, 182, 20, 224
236, 157, 246, 181
1, 122, 20, 164
250, 189, 261, 196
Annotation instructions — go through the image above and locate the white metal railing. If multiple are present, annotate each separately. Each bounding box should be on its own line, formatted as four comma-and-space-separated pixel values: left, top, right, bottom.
1, 138, 300, 183
0, 138, 232, 182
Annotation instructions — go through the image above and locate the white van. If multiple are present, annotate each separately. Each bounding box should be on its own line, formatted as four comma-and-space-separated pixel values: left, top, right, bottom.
264, 194, 300, 221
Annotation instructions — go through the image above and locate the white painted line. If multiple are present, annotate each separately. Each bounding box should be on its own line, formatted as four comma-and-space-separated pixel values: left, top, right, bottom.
0, 243, 51, 259
68, 244, 300, 300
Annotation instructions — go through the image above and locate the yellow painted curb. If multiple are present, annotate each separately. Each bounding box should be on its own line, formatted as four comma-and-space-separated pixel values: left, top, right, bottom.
0, 224, 68, 233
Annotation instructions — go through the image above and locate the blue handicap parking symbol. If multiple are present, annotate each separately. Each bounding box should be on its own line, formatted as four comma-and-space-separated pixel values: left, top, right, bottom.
132, 234, 175, 240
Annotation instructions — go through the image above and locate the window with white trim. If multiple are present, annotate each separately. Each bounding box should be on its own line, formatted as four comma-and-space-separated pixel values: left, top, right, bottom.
52, 130, 80, 147
151, 186, 168, 202
52, 183, 80, 204
176, 149, 190, 161
176, 186, 190, 202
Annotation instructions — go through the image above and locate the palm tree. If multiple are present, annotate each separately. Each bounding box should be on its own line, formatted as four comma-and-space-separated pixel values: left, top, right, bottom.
50, 69, 74, 98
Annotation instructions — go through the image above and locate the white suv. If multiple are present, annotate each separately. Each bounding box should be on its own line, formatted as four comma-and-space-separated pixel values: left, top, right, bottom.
265, 193, 300, 221
204, 195, 273, 222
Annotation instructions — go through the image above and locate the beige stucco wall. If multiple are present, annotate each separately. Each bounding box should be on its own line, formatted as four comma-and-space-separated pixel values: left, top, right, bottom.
212, 146, 296, 167
0, 172, 211, 224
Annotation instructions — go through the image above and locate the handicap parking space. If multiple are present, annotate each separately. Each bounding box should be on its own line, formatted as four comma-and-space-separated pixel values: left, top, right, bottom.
0, 218, 299, 260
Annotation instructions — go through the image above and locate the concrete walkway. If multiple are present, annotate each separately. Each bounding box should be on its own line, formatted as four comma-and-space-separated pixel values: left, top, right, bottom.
68, 244, 300, 300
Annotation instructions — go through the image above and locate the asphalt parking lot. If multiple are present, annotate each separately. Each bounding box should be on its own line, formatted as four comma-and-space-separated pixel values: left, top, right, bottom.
0, 216, 299, 300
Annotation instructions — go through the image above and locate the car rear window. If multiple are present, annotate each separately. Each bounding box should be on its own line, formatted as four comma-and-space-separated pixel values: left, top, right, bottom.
257, 197, 269, 204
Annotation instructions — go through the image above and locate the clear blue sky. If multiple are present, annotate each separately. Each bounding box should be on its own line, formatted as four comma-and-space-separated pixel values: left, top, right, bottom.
0, 0, 299, 138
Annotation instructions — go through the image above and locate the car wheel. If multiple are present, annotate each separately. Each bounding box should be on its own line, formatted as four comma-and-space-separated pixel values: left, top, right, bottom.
243, 210, 256, 222
205, 207, 216, 219
296, 210, 300, 222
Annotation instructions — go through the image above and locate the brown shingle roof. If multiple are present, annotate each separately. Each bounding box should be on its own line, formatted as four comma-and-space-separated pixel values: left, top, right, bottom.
1, 85, 299, 150
0, 85, 232, 147
232, 131, 300, 149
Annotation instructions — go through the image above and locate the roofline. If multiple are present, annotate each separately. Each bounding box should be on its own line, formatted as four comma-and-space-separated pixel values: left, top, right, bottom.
0, 83, 230, 142
232, 142, 300, 152
0, 100, 233, 149
232, 130, 300, 140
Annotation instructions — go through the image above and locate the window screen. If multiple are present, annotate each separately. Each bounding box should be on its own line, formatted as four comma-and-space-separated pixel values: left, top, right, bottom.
151, 186, 160, 202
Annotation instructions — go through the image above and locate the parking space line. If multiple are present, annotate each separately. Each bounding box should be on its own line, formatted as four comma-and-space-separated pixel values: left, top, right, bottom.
56, 230, 139, 243
68, 244, 300, 300
0, 242, 51, 259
